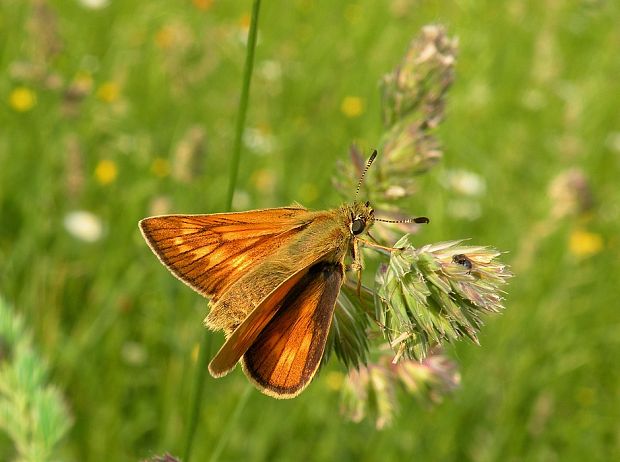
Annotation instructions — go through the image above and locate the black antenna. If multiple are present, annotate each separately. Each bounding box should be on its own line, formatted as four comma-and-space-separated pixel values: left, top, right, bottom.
375, 216, 430, 224
354, 150, 377, 198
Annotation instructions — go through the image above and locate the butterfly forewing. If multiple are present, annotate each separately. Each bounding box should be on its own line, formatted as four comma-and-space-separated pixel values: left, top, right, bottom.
241, 262, 344, 398
139, 207, 310, 300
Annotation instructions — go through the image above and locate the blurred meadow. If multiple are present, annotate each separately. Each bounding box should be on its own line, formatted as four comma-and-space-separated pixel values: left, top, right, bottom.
1, 0, 620, 461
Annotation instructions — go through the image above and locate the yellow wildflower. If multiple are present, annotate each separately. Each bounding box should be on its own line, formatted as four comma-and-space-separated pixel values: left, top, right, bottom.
95, 159, 118, 185
192, 0, 213, 10
341, 96, 364, 118
155, 25, 174, 50
9, 87, 37, 112
569, 229, 603, 257
239, 13, 251, 30
191, 343, 200, 363
150, 158, 170, 177
97, 81, 120, 103
325, 371, 344, 391
251, 169, 276, 192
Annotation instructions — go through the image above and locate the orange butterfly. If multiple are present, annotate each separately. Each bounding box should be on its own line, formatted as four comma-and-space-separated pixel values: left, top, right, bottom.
139, 152, 428, 398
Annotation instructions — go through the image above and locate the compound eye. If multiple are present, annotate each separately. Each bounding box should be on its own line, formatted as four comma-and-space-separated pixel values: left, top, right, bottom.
351, 218, 365, 235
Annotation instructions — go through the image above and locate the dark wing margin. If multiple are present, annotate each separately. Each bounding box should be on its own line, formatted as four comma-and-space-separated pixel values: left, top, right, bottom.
241, 262, 344, 399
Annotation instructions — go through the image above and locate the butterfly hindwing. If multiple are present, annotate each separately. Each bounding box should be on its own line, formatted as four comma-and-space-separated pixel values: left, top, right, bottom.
208, 260, 316, 378
241, 262, 344, 398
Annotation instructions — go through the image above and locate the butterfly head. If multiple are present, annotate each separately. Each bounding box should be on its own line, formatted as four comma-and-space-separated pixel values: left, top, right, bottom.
348, 200, 375, 236
348, 149, 429, 236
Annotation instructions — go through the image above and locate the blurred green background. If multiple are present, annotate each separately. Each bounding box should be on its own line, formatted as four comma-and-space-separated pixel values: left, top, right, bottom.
1, 0, 619, 460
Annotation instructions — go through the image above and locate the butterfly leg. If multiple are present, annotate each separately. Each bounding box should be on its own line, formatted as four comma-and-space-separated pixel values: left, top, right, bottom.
367, 231, 401, 249
350, 238, 363, 296
356, 237, 400, 255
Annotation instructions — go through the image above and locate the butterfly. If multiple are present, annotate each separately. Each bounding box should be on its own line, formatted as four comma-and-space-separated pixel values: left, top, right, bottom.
139, 151, 428, 398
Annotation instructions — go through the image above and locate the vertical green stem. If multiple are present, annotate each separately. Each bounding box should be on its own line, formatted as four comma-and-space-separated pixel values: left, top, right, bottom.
182, 1, 262, 461
182, 328, 212, 462
207, 386, 253, 462
225, 0, 262, 211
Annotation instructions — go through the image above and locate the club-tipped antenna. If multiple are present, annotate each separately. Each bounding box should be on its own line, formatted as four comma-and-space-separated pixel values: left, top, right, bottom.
354, 150, 378, 198
375, 216, 430, 224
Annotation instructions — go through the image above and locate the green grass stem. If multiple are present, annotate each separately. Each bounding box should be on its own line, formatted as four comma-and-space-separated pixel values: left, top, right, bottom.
183, 1, 262, 461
